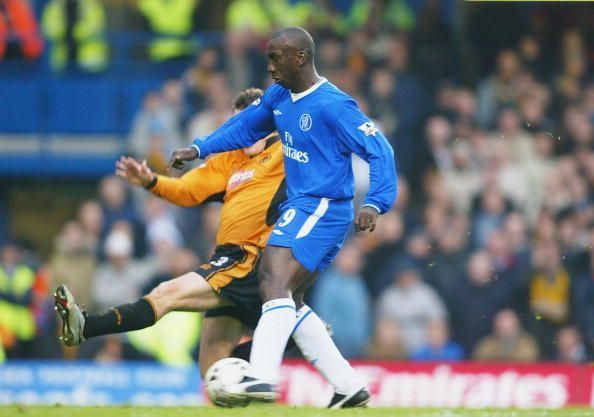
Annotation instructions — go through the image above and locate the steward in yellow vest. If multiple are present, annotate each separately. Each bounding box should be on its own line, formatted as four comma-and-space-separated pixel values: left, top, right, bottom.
138, 0, 199, 62
41, 0, 108, 72
0, 242, 36, 351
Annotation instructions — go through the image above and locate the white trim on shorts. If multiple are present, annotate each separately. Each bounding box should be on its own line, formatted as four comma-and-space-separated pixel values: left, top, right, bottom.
296, 198, 330, 239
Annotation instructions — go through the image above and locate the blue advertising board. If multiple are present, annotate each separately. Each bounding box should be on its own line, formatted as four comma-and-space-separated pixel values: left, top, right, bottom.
0, 361, 204, 406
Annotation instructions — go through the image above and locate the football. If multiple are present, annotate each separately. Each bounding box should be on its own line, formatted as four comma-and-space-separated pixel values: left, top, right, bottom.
204, 357, 250, 408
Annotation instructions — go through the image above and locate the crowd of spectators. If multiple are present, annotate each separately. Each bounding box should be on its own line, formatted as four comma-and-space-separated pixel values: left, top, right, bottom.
1, 1, 593, 365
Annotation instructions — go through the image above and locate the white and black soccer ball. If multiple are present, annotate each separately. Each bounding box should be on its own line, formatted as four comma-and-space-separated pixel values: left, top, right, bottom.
204, 357, 250, 408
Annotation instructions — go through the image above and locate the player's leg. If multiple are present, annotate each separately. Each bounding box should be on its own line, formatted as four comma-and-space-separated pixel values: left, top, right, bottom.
55, 272, 230, 346
198, 314, 244, 378
244, 245, 308, 383
292, 279, 369, 408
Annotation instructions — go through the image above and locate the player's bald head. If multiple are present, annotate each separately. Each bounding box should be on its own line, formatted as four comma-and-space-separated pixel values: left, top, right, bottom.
270, 26, 315, 63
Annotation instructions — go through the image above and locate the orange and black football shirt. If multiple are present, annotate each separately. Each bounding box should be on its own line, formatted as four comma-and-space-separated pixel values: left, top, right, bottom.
149, 137, 285, 249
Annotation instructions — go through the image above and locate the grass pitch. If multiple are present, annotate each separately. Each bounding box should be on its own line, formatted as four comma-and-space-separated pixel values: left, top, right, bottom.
2, 406, 594, 417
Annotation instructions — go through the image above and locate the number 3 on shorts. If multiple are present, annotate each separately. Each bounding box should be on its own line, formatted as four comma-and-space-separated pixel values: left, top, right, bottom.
210, 256, 229, 267
278, 209, 296, 228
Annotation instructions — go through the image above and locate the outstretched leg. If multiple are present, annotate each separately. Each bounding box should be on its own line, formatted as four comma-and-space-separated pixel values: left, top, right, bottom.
55, 272, 230, 346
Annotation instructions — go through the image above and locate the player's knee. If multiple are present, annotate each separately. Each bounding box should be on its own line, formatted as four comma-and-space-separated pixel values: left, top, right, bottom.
258, 269, 290, 300
148, 280, 180, 307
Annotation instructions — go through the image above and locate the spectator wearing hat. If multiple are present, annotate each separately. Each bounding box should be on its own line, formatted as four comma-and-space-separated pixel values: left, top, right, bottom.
91, 226, 158, 311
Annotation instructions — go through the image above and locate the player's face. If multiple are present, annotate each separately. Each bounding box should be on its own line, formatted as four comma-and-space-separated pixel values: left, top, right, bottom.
266, 40, 297, 88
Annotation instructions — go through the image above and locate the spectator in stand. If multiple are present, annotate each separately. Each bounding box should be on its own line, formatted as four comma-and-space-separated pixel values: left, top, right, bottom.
553, 30, 588, 115
223, 29, 265, 93
137, 0, 198, 62
571, 228, 594, 358
358, 209, 405, 297
49, 222, 96, 309
411, 319, 464, 361
0, 0, 43, 61
471, 186, 510, 248
143, 196, 184, 255
473, 309, 539, 362
527, 239, 571, 359
187, 73, 233, 140
430, 216, 469, 296
375, 261, 447, 353
312, 243, 371, 359
555, 326, 587, 363
442, 141, 480, 214
517, 34, 547, 81
91, 226, 158, 311
365, 318, 407, 360
98, 176, 144, 258
41, 0, 108, 72
445, 251, 511, 353
425, 116, 454, 172
0, 240, 36, 357
181, 48, 221, 121
78, 200, 103, 255
476, 49, 523, 129
129, 92, 183, 172
141, 248, 199, 294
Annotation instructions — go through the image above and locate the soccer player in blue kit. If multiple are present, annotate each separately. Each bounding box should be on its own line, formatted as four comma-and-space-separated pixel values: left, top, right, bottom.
169, 27, 397, 407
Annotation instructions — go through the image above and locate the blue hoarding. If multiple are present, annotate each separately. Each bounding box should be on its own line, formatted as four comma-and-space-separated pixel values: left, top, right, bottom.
0, 361, 204, 406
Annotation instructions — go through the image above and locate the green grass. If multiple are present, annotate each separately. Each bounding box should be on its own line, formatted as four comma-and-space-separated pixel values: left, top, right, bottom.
2, 406, 594, 417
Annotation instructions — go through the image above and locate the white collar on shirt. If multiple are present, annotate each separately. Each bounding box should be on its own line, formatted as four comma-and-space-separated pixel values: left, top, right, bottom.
290, 77, 328, 103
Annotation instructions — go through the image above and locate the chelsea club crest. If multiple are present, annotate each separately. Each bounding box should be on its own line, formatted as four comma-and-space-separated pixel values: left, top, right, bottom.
299, 114, 313, 131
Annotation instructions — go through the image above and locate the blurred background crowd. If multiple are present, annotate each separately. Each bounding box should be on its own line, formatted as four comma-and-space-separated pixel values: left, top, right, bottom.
0, 0, 593, 366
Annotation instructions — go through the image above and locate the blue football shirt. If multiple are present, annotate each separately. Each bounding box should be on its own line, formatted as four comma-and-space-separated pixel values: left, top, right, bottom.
192, 78, 397, 213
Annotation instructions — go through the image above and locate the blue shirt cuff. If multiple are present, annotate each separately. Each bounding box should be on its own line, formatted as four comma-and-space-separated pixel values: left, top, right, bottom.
191, 144, 201, 159
362, 204, 381, 214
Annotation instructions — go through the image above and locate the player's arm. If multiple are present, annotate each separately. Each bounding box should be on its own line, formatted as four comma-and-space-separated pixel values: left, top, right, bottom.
329, 100, 398, 231
167, 86, 281, 170
115, 156, 229, 207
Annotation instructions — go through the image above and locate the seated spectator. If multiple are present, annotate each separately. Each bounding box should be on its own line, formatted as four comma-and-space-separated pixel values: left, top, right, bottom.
473, 309, 539, 362
142, 248, 199, 294
528, 239, 570, 358
471, 186, 510, 248
555, 326, 587, 363
49, 222, 96, 309
375, 261, 447, 353
0, 240, 36, 357
144, 196, 184, 255
445, 250, 511, 353
365, 318, 407, 360
129, 92, 183, 171
312, 243, 371, 359
98, 176, 145, 258
411, 319, 465, 361
78, 200, 103, 254
91, 226, 158, 311
476, 49, 522, 129
358, 209, 405, 297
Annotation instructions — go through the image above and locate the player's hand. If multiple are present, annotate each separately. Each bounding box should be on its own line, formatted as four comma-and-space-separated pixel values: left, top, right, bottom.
167, 147, 198, 171
354, 206, 379, 233
115, 156, 154, 187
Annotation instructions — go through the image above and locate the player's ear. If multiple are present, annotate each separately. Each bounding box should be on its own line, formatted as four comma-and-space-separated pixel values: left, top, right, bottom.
296, 50, 307, 66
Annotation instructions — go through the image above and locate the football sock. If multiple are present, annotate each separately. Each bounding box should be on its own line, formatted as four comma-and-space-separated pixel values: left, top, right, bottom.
292, 305, 362, 394
248, 298, 296, 384
83, 298, 157, 339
